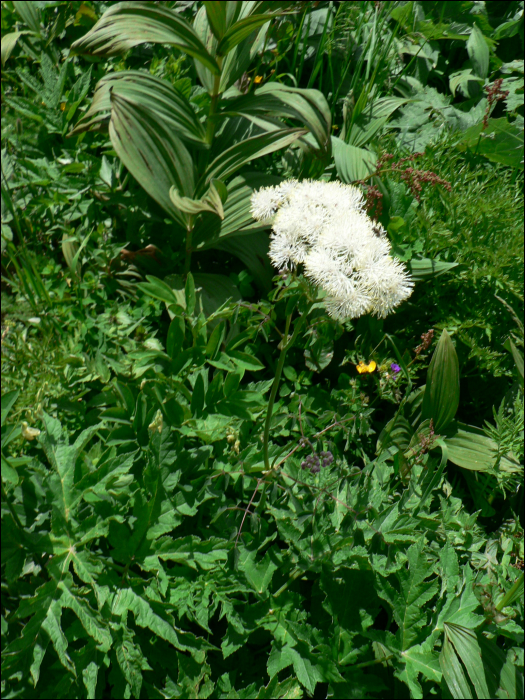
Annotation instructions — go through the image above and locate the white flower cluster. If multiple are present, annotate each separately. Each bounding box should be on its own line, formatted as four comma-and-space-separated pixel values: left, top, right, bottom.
251, 179, 414, 321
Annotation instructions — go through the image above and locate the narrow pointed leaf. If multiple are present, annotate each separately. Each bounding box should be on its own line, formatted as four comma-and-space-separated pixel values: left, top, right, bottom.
70, 2, 220, 74
421, 329, 459, 431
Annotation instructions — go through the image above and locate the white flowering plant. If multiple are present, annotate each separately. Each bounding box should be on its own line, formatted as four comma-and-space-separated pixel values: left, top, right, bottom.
249, 178, 414, 474
251, 178, 414, 322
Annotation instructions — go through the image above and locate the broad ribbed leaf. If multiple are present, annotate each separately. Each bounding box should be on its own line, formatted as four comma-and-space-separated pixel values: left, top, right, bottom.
409, 258, 459, 280
216, 13, 281, 55
445, 624, 490, 699
332, 136, 377, 182
220, 83, 331, 155
421, 329, 459, 431
440, 635, 474, 699
204, 1, 227, 40
193, 172, 280, 249
444, 422, 522, 473
170, 179, 226, 219
1, 30, 33, 66
203, 127, 305, 184
69, 71, 206, 147
467, 24, 489, 79
70, 2, 221, 75
194, 5, 269, 93
160, 273, 242, 320
108, 90, 195, 227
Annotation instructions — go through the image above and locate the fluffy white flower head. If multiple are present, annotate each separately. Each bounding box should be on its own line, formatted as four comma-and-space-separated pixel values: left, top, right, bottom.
251, 179, 414, 320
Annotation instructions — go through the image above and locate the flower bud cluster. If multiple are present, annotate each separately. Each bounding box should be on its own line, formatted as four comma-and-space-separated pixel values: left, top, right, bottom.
301, 450, 334, 474
251, 179, 414, 321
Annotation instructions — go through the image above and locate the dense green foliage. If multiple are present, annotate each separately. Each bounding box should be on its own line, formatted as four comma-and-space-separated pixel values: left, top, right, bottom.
2, 2, 524, 698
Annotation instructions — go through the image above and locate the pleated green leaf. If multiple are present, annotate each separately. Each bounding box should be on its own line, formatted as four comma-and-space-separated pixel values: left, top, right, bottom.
204, 0, 228, 40
69, 71, 207, 147
216, 13, 282, 56
421, 329, 459, 431
203, 127, 306, 184
445, 623, 490, 699
332, 136, 377, 182
220, 83, 331, 155
108, 90, 195, 227
70, 1, 221, 75
440, 635, 474, 699
444, 422, 522, 473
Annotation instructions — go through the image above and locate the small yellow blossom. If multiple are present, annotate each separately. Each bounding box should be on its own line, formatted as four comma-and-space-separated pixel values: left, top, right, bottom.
356, 360, 377, 374
254, 75, 263, 84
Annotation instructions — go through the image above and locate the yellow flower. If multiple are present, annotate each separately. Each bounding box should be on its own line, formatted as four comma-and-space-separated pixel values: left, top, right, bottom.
356, 360, 377, 374
254, 75, 263, 84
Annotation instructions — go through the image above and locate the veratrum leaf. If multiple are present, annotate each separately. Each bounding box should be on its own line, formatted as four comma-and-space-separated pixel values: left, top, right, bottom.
220, 82, 331, 156
444, 422, 522, 473
108, 90, 195, 228
332, 136, 377, 182
440, 634, 474, 699
444, 623, 490, 699
70, 1, 221, 75
69, 71, 207, 147
408, 258, 459, 280
421, 329, 459, 431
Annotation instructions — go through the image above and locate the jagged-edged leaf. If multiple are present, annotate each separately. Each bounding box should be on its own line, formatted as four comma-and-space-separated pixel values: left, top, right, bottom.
332, 136, 377, 183
203, 127, 306, 184
108, 90, 194, 227
220, 82, 331, 155
69, 71, 206, 146
408, 258, 459, 280
421, 329, 459, 431
70, 1, 220, 75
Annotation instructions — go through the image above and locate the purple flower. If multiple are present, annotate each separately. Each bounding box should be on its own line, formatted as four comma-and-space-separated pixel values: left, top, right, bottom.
391, 363, 401, 373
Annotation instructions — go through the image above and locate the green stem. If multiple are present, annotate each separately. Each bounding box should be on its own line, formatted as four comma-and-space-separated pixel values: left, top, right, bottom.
184, 225, 193, 276
206, 57, 223, 145
263, 313, 292, 472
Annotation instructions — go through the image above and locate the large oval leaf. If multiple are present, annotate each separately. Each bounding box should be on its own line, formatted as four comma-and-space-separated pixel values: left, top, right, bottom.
108, 90, 195, 227
421, 329, 459, 432
70, 1, 220, 75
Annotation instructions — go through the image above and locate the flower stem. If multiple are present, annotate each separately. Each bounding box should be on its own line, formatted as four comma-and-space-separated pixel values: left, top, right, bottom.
263, 312, 292, 472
